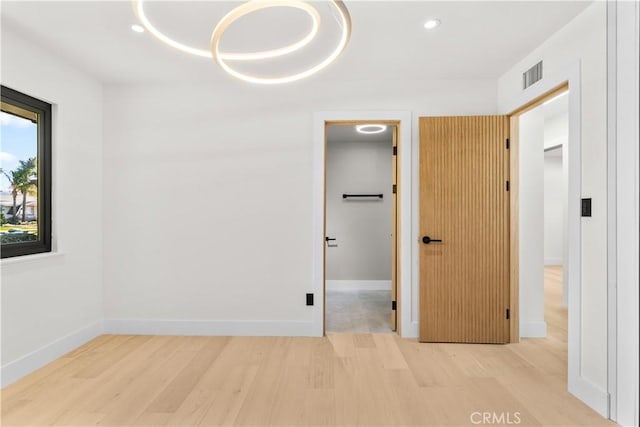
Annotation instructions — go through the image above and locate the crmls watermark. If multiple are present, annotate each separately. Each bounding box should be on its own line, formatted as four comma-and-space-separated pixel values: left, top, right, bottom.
470, 411, 522, 425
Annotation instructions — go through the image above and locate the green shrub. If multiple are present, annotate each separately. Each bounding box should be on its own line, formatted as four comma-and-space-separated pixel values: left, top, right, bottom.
0, 233, 37, 244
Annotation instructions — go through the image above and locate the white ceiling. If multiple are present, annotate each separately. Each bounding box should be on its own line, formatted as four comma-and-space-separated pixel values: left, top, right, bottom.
0, 1, 592, 84
327, 124, 394, 144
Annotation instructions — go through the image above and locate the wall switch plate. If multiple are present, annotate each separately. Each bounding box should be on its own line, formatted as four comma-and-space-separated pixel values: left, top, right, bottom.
306, 293, 314, 306
582, 198, 592, 217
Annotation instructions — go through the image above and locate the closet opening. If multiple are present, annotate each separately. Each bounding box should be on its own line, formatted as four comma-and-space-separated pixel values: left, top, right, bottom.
323, 122, 399, 333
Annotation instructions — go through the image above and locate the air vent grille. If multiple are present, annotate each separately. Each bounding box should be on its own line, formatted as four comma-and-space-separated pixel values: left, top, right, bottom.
522, 61, 543, 89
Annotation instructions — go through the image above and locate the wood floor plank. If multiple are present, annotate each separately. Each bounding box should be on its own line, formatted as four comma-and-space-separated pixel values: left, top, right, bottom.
165, 337, 266, 426
48, 336, 177, 426
372, 333, 409, 370
0, 268, 614, 427
96, 344, 198, 425
143, 337, 229, 414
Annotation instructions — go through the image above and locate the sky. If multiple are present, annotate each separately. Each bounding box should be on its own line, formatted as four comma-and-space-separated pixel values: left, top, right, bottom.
0, 111, 38, 192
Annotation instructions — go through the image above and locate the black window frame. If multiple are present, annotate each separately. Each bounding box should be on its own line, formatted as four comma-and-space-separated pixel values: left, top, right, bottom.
1, 85, 52, 259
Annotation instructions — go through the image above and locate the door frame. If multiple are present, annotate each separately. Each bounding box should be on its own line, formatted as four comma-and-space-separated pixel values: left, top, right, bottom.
507, 82, 569, 343
312, 111, 412, 337
503, 61, 609, 417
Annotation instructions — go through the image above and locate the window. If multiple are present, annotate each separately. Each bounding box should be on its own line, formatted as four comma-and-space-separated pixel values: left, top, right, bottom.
0, 86, 51, 258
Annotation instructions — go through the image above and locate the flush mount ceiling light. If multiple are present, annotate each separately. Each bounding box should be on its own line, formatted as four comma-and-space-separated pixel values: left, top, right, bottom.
423, 18, 441, 30
356, 124, 387, 134
132, 0, 352, 85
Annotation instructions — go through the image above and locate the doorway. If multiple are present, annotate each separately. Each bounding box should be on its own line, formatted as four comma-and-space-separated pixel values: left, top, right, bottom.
312, 111, 412, 338
504, 79, 600, 413
417, 85, 573, 346
508, 84, 571, 342
515, 86, 570, 359
323, 122, 398, 333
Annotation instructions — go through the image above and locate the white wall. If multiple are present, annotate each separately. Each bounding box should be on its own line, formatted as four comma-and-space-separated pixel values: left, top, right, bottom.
609, 1, 639, 425
326, 137, 392, 282
518, 108, 546, 338
544, 112, 569, 149
544, 108, 569, 306
498, 1, 608, 401
102, 79, 497, 335
544, 150, 563, 265
0, 26, 103, 386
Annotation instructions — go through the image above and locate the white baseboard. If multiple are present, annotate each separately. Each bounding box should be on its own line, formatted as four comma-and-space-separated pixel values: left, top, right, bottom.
0, 321, 103, 387
569, 376, 610, 417
404, 321, 419, 338
104, 319, 315, 337
545, 258, 563, 266
520, 321, 548, 338
325, 280, 391, 291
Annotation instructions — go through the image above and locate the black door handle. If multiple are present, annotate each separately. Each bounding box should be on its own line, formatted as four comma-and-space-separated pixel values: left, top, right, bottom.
325, 237, 336, 242
422, 236, 442, 244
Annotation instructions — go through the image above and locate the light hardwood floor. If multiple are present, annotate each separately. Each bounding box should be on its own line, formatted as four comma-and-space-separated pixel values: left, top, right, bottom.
1, 267, 613, 426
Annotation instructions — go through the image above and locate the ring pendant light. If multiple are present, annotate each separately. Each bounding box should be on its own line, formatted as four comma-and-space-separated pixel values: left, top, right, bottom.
133, 0, 320, 61
210, 0, 351, 84
356, 124, 387, 134
132, 0, 351, 84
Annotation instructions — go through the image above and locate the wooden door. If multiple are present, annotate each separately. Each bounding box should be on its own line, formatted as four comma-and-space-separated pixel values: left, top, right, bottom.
391, 126, 398, 331
419, 116, 510, 343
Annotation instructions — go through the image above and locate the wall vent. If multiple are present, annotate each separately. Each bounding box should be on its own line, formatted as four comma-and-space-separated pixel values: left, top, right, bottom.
522, 61, 543, 89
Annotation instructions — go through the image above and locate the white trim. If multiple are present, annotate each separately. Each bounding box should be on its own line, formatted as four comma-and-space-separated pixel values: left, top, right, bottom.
408, 321, 419, 338
501, 61, 586, 413
0, 321, 103, 387
104, 319, 314, 337
544, 258, 563, 266
520, 321, 548, 338
313, 111, 414, 337
606, 0, 618, 421
0, 251, 65, 267
609, 1, 640, 425
569, 376, 610, 419
325, 280, 391, 291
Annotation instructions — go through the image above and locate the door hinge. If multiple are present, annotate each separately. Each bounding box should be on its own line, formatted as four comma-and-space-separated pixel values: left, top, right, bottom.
392, 301, 397, 311
393, 146, 397, 156
506, 308, 510, 319
392, 184, 397, 194
505, 180, 510, 191
506, 138, 510, 149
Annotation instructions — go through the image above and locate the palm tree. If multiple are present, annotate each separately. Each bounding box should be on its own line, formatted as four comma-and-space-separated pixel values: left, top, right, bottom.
15, 158, 37, 222
0, 168, 21, 222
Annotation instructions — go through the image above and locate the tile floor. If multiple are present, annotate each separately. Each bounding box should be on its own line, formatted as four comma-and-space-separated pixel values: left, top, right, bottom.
325, 289, 391, 333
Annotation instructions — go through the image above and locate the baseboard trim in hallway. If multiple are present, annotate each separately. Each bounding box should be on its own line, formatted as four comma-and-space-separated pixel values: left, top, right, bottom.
520, 320, 548, 338
325, 280, 392, 290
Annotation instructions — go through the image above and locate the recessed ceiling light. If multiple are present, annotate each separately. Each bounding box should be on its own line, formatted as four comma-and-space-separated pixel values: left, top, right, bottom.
131, 24, 145, 33
423, 19, 441, 30
356, 125, 387, 134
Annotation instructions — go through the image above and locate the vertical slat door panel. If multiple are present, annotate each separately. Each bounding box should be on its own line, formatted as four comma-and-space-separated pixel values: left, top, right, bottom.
419, 116, 510, 344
